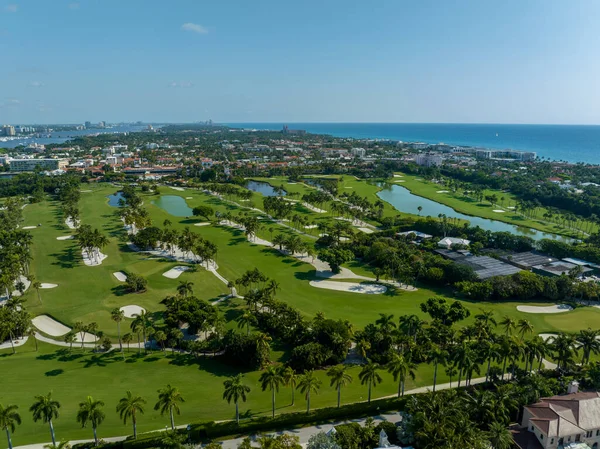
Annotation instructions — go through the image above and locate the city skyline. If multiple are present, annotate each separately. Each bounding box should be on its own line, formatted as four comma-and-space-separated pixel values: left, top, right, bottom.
1, 0, 600, 124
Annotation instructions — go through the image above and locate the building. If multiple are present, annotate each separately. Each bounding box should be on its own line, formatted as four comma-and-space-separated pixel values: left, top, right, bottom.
415, 153, 443, 167
2, 125, 16, 136
84, 121, 92, 129
351, 147, 366, 158
532, 261, 593, 278
516, 383, 600, 449
501, 252, 558, 270
437, 237, 470, 249
475, 148, 537, 161
282, 125, 306, 135
9, 158, 69, 172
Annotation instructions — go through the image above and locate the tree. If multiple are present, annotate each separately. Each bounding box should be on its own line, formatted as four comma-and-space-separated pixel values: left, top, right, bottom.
387, 353, 416, 397
192, 205, 214, 221
111, 308, 125, 352
30, 392, 60, 445
154, 385, 185, 430
317, 248, 354, 273
33, 280, 42, 304
259, 366, 283, 418
237, 311, 256, 336
485, 421, 514, 449
428, 346, 447, 392
327, 365, 353, 408
116, 391, 146, 439
177, 280, 194, 298
499, 316, 516, 336
0, 403, 21, 449
359, 362, 382, 403
223, 374, 251, 425
43, 442, 71, 449
307, 432, 342, 449
124, 273, 147, 293
76, 396, 105, 446
281, 366, 297, 406
297, 370, 322, 413
63, 331, 76, 352
517, 319, 534, 340
577, 328, 600, 365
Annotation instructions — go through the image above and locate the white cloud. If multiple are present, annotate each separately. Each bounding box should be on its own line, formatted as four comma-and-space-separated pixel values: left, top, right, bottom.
169, 81, 194, 88
68, 2, 80, 9
0, 98, 20, 108
29, 81, 44, 87
5, 4, 18, 12
181, 23, 208, 34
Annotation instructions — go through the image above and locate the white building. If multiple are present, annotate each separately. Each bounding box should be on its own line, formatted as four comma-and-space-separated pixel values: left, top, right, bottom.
415, 153, 443, 167
437, 237, 470, 249
9, 158, 69, 172
351, 147, 366, 158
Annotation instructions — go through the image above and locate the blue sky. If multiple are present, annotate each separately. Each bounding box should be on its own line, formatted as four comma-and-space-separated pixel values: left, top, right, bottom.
1, 0, 600, 124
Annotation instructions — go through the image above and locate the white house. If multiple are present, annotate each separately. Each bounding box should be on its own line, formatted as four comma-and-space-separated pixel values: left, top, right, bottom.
437, 237, 470, 249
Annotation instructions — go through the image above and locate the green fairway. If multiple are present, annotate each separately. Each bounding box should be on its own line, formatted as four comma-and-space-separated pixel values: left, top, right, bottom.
394, 172, 598, 238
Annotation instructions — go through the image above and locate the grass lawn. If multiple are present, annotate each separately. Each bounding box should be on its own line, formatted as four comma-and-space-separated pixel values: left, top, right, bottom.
394, 172, 597, 238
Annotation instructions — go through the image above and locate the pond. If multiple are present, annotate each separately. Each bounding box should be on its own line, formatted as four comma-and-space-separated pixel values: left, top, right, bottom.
151, 195, 194, 217
246, 180, 286, 197
377, 184, 570, 242
106, 191, 125, 207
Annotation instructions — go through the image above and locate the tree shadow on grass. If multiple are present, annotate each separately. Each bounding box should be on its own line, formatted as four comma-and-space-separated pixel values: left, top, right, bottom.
111, 285, 129, 297
79, 352, 120, 368
45, 369, 64, 376
49, 247, 79, 269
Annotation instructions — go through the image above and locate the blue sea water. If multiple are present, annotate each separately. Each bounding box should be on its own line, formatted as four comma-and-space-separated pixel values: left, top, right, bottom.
226, 123, 600, 165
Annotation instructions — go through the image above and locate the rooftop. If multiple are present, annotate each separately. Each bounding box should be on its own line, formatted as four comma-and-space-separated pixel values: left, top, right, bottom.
501, 251, 557, 268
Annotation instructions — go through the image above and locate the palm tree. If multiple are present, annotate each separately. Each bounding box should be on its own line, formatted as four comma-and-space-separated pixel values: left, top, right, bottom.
577, 328, 600, 365
76, 396, 105, 446
0, 403, 21, 449
281, 366, 297, 406
517, 319, 534, 340
236, 311, 256, 336
116, 391, 146, 439
177, 280, 194, 298
223, 374, 251, 425
63, 332, 76, 352
359, 362, 382, 403
33, 280, 43, 304
154, 385, 185, 430
327, 365, 353, 408
111, 308, 125, 351
30, 392, 60, 445
259, 366, 283, 419
387, 353, 416, 397
486, 421, 514, 449
122, 333, 133, 353
428, 346, 447, 392
499, 316, 516, 336
297, 370, 322, 413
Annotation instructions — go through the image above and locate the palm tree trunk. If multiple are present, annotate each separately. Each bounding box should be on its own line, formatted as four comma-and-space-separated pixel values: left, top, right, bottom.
307, 392, 310, 413
486, 359, 491, 383
133, 416, 137, 439
433, 362, 438, 392
337, 385, 341, 408
49, 419, 56, 445
170, 407, 175, 430
401, 379, 405, 397
272, 388, 276, 418
502, 357, 507, 379
236, 401, 240, 425
6, 428, 13, 449
397, 377, 401, 398
291, 386, 295, 406
368, 381, 372, 403
457, 370, 462, 388
93, 426, 98, 446
118, 322, 122, 351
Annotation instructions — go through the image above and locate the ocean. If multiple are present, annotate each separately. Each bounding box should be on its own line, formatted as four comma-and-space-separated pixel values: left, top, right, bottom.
225, 123, 600, 165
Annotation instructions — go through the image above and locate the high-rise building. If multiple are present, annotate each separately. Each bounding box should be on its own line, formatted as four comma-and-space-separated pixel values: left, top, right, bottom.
99, 121, 106, 128
85, 121, 92, 129
2, 125, 16, 136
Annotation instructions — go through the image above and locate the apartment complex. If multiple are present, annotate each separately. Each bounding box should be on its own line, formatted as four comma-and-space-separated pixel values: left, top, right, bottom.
9, 158, 69, 172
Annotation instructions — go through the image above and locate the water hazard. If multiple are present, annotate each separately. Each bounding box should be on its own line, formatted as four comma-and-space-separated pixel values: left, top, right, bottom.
246, 180, 286, 197
151, 195, 194, 217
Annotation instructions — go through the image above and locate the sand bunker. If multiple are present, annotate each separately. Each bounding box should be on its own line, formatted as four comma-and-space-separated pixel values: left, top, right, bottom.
163, 266, 191, 279
344, 187, 353, 189
394, 180, 405, 183
248, 236, 273, 247
194, 222, 211, 227
169, 186, 185, 191
56, 235, 73, 240
493, 210, 505, 213
113, 272, 127, 282
82, 250, 107, 266
507, 206, 515, 209
393, 174, 403, 178
517, 304, 573, 314
40, 283, 58, 289
539, 333, 557, 342
22, 226, 37, 230
80, 190, 92, 193
436, 190, 449, 193
309, 280, 387, 294
304, 224, 319, 229
32, 315, 71, 337
119, 305, 145, 318
186, 197, 193, 199
65, 218, 77, 229
358, 227, 374, 234
302, 202, 327, 213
